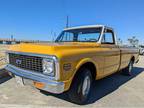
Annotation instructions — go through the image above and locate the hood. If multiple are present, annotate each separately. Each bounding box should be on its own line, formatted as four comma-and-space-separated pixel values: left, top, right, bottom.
8, 42, 100, 57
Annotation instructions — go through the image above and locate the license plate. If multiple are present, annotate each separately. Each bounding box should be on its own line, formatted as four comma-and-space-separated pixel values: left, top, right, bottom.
15, 76, 24, 86
23, 78, 33, 86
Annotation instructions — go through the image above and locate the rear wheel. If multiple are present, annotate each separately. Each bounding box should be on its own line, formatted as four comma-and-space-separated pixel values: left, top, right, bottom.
68, 68, 93, 105
122, 60, 134, 76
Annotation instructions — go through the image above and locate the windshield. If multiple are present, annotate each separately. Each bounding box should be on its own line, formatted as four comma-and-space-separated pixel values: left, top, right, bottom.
55, 27, 102, 42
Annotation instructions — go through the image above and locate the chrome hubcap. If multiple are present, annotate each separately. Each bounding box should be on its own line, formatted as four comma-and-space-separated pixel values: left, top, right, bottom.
82, 76, 91, 96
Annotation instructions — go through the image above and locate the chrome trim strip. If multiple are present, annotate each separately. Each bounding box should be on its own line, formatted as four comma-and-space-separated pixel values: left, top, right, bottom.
5, 64, 64, 94
98, 26, 105, 43
55, 60, 60, 80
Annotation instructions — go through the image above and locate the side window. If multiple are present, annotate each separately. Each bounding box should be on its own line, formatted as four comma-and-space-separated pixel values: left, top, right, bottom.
102, 29, 115, 44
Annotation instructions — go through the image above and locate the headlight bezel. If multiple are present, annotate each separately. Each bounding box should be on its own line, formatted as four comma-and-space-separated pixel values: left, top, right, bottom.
42, 58, 55, 77
42, 56, 60, 80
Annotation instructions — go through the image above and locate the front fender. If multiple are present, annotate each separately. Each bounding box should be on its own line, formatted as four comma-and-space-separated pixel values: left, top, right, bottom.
63, 58, 98, 91
75, 58, 97, 73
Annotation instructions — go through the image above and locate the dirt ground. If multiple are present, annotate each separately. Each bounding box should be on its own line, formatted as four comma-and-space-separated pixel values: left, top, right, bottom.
0, 55, 144, 108
0, 45, 9, 67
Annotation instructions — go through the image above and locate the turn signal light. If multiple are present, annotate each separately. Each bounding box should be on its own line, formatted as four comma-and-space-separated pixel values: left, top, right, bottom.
33, 81, 45, 89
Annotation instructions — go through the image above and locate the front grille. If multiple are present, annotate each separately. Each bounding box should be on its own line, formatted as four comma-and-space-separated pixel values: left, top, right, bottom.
8, 53, 43, 73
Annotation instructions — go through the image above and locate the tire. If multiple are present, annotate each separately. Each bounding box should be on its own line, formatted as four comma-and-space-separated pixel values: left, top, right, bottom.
68, 68, 93, 105
122, 60, 134, 76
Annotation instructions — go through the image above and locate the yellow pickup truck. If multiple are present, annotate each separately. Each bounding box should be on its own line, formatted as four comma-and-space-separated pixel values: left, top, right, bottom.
5, 25, 139, 104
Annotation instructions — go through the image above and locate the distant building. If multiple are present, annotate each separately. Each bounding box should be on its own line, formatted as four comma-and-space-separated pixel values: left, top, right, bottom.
0, 38, 50, 44
0, 38, 20, 44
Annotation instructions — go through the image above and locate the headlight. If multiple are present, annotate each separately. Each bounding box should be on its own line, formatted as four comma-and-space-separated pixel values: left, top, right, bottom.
42, 58, 55, 76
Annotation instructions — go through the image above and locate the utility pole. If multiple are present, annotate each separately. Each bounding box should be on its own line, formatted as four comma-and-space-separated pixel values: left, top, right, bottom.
53, 32, 56, 42
50, 30, 53, 42
66, 15, 69, 28
11, 35, 14, 40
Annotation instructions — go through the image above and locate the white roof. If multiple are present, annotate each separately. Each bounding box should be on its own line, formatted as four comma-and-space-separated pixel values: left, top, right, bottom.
64, 25, 108, 31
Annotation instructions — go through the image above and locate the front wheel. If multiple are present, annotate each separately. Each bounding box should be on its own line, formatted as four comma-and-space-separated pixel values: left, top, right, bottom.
122, 60, 134, 76
68, 68, 93, 105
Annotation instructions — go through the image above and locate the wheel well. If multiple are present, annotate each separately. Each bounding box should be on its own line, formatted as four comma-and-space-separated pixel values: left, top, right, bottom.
77, 62, 96, 80
131, 56, 135, 63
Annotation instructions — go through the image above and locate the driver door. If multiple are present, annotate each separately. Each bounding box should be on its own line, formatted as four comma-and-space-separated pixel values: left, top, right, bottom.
101, 29, 121, 76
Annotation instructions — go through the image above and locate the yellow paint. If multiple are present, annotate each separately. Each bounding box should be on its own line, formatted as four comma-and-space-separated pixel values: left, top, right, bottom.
8, 42, 139, 91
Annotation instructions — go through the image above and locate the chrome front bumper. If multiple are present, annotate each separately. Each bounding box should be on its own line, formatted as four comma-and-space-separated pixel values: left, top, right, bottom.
5, 64, 65, 94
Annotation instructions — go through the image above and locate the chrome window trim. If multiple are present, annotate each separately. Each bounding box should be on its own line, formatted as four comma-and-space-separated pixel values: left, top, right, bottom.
97, 26, 105, 43
6, 51, 60, 80
98, 26, 117, 45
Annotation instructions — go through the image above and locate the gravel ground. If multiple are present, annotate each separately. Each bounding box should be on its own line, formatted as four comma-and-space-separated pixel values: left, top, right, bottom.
0, 45, 9, 67
0, 56, 144, 108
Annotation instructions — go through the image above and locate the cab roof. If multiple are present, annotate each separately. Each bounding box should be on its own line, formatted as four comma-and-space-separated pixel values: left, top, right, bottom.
64, 25, 113, 31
